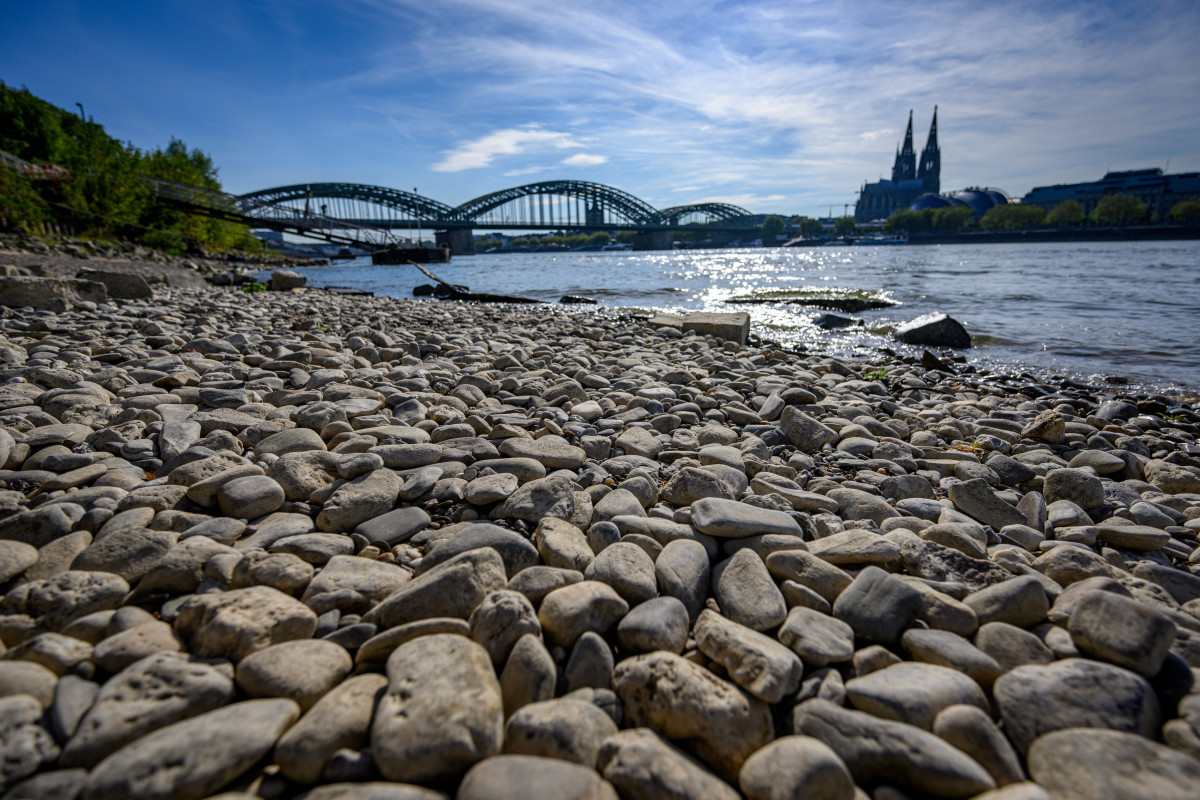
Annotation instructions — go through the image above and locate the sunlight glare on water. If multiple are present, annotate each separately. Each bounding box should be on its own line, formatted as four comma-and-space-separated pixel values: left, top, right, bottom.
263, 241, 1200, 393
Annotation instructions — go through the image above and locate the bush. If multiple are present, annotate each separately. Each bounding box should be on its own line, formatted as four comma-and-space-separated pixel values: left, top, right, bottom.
980, 203, 1045, 230
1045, 199, 1084, 226
1168, 199, 1200, 222
1089, 194, 1148, 225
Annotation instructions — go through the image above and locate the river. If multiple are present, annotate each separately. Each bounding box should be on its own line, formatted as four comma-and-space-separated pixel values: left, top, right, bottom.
260, 241, 1200, 395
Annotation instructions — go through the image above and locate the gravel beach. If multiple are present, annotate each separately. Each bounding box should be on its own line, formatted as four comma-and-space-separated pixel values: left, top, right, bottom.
1, 250, 1200, 800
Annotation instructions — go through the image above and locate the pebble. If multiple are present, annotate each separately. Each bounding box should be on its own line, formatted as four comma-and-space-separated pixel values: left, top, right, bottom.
694, 609, 804, 702
597, 727, 740, 800
82, 698, 300, 800
234, 638, 351, 710
502, 698, 618, 765
1, 280, 1199, 797
737, 735, 856, 800
794, 698, 996, 798
993, 658, 1162, 755
612, 651, 773, 780
371, 634, 503, 784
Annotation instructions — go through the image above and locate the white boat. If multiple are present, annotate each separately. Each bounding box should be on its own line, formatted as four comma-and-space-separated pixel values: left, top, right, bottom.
855, 234, 908, 245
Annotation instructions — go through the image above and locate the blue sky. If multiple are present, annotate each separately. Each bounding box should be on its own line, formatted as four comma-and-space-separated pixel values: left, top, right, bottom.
3, 0, 1199, 217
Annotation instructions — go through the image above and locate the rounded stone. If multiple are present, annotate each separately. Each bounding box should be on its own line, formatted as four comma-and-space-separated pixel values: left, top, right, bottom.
738, 735, 856, 800
235, 639, 352, 710
616, 596, 690, 654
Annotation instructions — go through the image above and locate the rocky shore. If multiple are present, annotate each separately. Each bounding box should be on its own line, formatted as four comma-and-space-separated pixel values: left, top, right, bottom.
1, 267, 1200, 800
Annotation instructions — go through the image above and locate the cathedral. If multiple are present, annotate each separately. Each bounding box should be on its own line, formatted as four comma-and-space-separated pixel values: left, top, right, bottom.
854, 108, 940, 224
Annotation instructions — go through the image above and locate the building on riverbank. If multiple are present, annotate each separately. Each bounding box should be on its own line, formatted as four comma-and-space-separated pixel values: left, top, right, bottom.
854, 108, 940, 224
1021, 168, 1200, 219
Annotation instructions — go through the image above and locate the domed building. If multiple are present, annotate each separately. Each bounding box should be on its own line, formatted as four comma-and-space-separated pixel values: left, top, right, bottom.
909, 187, 1011, 217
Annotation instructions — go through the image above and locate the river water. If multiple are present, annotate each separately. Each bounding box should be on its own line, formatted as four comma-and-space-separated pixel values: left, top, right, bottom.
262, 241, 1200, 395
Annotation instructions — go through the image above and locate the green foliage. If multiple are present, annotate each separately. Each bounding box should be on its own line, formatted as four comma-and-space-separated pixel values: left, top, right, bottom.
0, 165, 49, 228
1089, 194, 1148, 225
1168, 199, 1200, 222
833, 216, 857, 235
1045, 199, 1084, 226
615, 231, 635, 243
243, 281, 268, 293
930, 206, 973, 231
980, 203, 1045, 230
587, 231, 611, 246
864, 367, 888, 381
761, 215, 785, 239
884, 209, 931, 233
0, 82, 261, 252
795, 217, 824, 237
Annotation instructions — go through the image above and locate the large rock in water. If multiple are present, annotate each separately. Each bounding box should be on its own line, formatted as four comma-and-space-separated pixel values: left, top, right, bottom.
0, 276, 107, 309
271, 269, 307, 290
894, 313, 971, 349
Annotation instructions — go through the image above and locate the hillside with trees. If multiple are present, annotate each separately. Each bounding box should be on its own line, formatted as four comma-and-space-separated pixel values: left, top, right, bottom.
0, 82, 261, 254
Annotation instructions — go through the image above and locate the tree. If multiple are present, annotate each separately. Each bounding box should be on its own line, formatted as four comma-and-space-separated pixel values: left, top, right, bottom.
834, 216, 857, 235
0, 165, 49, 229
587, 231, 610, 246
761, 215, 785, 239
980, 203, 1045, 230
885, 209, 931, 233
1089, 194, 1148, 225
1168, 199, 1200, 222
0, 82, 261, 252
615, 231, 635, 243
1045, 199, 1084, 226
931, 206, 973, 231
796, 217, 823, 237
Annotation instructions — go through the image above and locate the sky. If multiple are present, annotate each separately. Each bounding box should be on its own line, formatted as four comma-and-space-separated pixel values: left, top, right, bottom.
3, 0, 1199, 218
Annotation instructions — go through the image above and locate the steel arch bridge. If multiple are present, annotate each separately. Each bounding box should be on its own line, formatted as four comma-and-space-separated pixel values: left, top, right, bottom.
443, 180, 659, 227
235, 180, 754, 232
239, 182, 453, 225
650, 203, 755, 226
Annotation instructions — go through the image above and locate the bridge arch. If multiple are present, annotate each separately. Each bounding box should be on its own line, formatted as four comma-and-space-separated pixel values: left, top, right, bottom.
650, 202, 753, 226
446, 180, 659, 227
238, 183, 453, 223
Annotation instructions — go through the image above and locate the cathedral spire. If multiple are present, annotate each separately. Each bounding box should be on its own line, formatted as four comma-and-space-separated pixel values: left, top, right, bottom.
917, 105, 940, 193
892, 110, 916, 182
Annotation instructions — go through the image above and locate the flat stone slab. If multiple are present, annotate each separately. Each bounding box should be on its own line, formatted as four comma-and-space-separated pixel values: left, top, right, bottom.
682, 312, 750, 345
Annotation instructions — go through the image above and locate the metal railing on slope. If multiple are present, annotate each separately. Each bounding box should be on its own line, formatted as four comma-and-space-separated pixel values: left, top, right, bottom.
0, 148, 70, 181
142, 176, 400, 250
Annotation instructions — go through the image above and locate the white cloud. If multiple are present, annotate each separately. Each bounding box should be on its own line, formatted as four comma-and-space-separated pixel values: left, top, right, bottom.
561, 153, 607, 167
332, 0, 1200, 213
503, 165, 550, 177
432, 126, 584, 172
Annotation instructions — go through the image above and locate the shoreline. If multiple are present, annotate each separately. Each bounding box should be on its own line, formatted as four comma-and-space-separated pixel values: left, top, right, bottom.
256, 258, 1200, 402
1, 265, 1200, 795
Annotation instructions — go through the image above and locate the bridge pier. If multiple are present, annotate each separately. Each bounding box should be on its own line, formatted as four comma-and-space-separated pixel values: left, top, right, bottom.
436, 228, 475, 256
632, 230, 674, 251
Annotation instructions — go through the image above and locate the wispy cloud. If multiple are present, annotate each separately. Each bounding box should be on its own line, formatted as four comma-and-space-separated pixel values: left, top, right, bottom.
10, 0, 1196, 213
561, 153, 607, 167
433, 126, 585, 172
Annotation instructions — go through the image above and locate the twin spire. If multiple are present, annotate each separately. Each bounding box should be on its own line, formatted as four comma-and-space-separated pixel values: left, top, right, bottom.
891, 107, 939, 192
